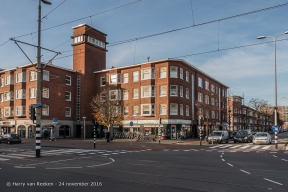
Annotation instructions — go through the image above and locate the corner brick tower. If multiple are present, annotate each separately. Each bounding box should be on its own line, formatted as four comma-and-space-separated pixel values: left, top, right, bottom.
72, 24, 107, 124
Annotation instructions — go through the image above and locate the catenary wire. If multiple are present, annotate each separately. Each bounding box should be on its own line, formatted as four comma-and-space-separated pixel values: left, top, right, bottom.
42, 0, 67, 20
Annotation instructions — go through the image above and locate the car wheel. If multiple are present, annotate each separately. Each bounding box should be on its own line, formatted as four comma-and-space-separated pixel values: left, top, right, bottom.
234, 140, 236, 143
7, 140, 10, 144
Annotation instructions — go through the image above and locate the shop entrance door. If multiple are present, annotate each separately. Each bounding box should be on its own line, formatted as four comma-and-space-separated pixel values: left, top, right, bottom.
171, 125, 177, 139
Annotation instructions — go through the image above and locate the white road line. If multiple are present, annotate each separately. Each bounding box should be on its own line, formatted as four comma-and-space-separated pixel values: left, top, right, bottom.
219, 145, 232, 148
229, 151, 236, 152
14, 166, 35, 169
222, 159, 225, 161
250, 146, 261, 149
9, 153, 34, 157
239, 145, 250, 149
273, 155, 277, 157
270, 152, 277, 153
229, 145, 242, 149
46, 167, 83, 169
173, 150, 179, 151
227, 163, 233, 167
163, 149, 169, 151
183, 150, 190, 151
281, 159, 288, 162
261, 146, 271, 150
0, 157, 9, 161
209, 145, 221, 148
263, 178, 283, 185
0, 154, 24, 159
240, 169, 251, 174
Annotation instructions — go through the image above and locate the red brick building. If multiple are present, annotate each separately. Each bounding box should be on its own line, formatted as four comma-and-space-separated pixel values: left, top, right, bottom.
0, 24, 229, 139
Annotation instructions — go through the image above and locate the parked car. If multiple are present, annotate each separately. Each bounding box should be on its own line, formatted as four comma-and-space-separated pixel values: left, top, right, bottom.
253, 132, 271, 145
251, 132, 259, 139
229, 131, 237, 139
0, 134, 22, 144
234, 130, 253, 143
207, 130, 229, 144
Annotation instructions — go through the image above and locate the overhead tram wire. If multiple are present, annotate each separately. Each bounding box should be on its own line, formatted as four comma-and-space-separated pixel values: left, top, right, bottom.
11, 0, 141, 39
42, 0, 67, 20
107, 2, 288, 47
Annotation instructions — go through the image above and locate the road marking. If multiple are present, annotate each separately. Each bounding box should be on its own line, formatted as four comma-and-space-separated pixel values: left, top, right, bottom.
220, 155, 222, 157
262, 146, 271, 150
263, 178, 283, 185
0, 157, 9, 161
87, 158, 115, 167
183, 150, 190, 151
0, 154, 24, 159
250, 146, 261, 149
270, 152, 277, 153
229, 145, 241, 149
219, 145, 232, 148
273, 155, 277, 157
222, 159, 225, 161
239, 145, 250, 149
229, 151, 236, 152
173, 150, 179, 151
9, 153, 34, 157
163, 149, 169, 151
227, 163, 233, 167
14, 166, 35, 169
240, 169, 251, 174
281, 159, 288, 162
46, 167, 83, 169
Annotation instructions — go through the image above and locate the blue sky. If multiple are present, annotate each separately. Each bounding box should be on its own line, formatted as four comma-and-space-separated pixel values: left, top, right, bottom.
0, 0, 288, 106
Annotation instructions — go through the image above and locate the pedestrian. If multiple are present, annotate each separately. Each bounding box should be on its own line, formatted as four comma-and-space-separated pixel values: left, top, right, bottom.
106, 132, 110, 143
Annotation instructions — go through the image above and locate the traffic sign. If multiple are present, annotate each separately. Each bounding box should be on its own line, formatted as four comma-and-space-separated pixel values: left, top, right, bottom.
272, 125, 280, 133
52, 118, 58, 123
130, 121, 133, 126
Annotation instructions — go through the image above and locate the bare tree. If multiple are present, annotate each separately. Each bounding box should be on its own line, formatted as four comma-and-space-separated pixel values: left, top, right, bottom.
248, 98, 268, 131
259, 102, 273, 132
90, 89, 124, 135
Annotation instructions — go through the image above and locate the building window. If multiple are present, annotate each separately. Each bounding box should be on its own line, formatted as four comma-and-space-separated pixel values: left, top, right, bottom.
16, 89, 26, 100
170, 85, 178, 96
186, 88, 189, 99
4, 107, 13, 117
141, 86, 155, 98
180, 68, 183, 79
66, 76, 71, 85
65, 91, 71, 101
0, 109, 3, 117
123, 106, 128, 116
65, 107, 71, 117
160, 85, 167, 96
123, 90, 128, 100
74, 35, 83, 44
186, 71, 189, 82
205, 81, 209, 90
160, 67, 166, 78
16, 106, 25, 116
141, 68, 154, 80
198, 92, 203, 102
132, 106, 138, 116
211, 98, 215, 105
160, 104, 167, 115
170, 66, 178, 78
87, 36, 105, 48
186, 105, 189, 116
198, 77, 202, 87
30, 71, 37, 81
133, 71, 139, 82
43, 88, 49, 98
100, 77, 106, 86
109, 74, 117, 84
180, 104, 183, 115
4, 91, 12, 101
141, 104, 155, 116
0, 78, 4, 87
0, 93, 3, 102
5, 75, 14, 85
170, 103, 178, 115
123, 73, 129, 83
42, 105, 49, 116
205, 95, 209, 104
16, 72, 26, 83
133, 89, 138, 99
30, 88, 36, 99
180, 86, 183, 97
109, 90, 121, 100
211, 84, 215, 93
212, 111, 215, 119
43, 70, 49, 81
216, 86, 218, 94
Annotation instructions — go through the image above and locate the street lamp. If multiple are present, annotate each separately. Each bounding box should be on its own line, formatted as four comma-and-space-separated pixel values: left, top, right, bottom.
35, 0, 52, 158
135, 113, 139, 134
83, 117, 86, 140
257, 30, 288, 148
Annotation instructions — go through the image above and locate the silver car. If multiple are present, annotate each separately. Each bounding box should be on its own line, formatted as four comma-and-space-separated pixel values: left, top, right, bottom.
253, 132, 271, 145
208, 130, 229, 144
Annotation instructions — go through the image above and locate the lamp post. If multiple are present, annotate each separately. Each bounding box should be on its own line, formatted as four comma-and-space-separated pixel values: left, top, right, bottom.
83, 117, 86, 140
228, 109, 231, 131
35, 0, 52, 158
135, 113, 139, 134
257, 30, 288, 149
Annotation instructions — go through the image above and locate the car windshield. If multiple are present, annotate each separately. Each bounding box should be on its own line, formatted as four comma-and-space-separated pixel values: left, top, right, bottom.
211, 132, 222, 136
11, 135, 19, 139
256, 133, 268, 137
236, 131, 248, 136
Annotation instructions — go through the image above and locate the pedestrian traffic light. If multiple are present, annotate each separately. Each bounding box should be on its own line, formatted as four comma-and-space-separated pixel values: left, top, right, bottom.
29, 106, 36, 121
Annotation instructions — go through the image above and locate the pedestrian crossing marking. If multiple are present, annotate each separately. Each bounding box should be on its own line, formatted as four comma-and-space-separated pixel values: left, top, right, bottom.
229, 145, 242, 149
208, 145, 272, 150
250, 146, 261, 149
239, 146, 250, 149
262, 146, 271, 150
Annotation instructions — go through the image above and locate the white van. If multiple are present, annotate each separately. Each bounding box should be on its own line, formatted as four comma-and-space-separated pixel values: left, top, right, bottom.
207, 130, 229, 144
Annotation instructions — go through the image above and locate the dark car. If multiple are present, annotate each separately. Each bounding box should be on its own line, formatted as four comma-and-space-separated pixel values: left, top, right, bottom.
229, 131, 237, 139
0, 134, 22, 144
234, 130, 253, 143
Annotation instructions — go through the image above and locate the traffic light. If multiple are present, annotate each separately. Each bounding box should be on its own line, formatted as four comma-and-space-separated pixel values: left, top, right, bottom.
29, 106, 36, 121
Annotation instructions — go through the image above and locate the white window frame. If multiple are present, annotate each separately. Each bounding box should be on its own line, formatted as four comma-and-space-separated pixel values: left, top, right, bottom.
205, 95, 209, 104
4, 91, 13, 101
16, 106, 25, 116
109, 73, 120, 84
42, 88, 49, 98
211, 97, 215, 105
205, 81, 209, 90
74, 35, 83, 44
160, 85, 167, 96
0, 78, 3, 87
65, 91, 71, 101
160, 67, 166, 78
123, 90, 128, 100
170, 85, 178, 96
16, 72, 26, 83
66, 75, 71, 85
170, 103, 178, 115
30, 71, 37, 81
30, 88, 36, 99
87, 36, 105, 48
180, 68, 183, 79
141, 85, 155, 98
123, 73, 129, 83
100, 77, 106, 86
5, 75, 14, 85
186, 71, 189, 82
160, 104, 167, 115
4, 106, 13, 117
43, 70, 49, 81
133, 89, 138, 99
133, 71, 139, 82
42, 105, 49, 116
198, 92, 203, 102
180, 104, 183, 115
212, 111, 215, 119
132, 106, 139, 116
186, 105, 189, 116
16, 89, 26, 100
65, 107, 71, 117
170, 66, 178, 78
141, 104, 155, 116
123, 106, 128, 116
141, 68, 155, 80
198, 77, 202, 87
180, 86, 183, 97
211, 84, 215, 93
186, 88, 189, 99
109, 90, 121, 100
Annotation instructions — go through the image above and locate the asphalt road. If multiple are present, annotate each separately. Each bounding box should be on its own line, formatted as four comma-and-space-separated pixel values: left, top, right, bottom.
0, 138, 287, 192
